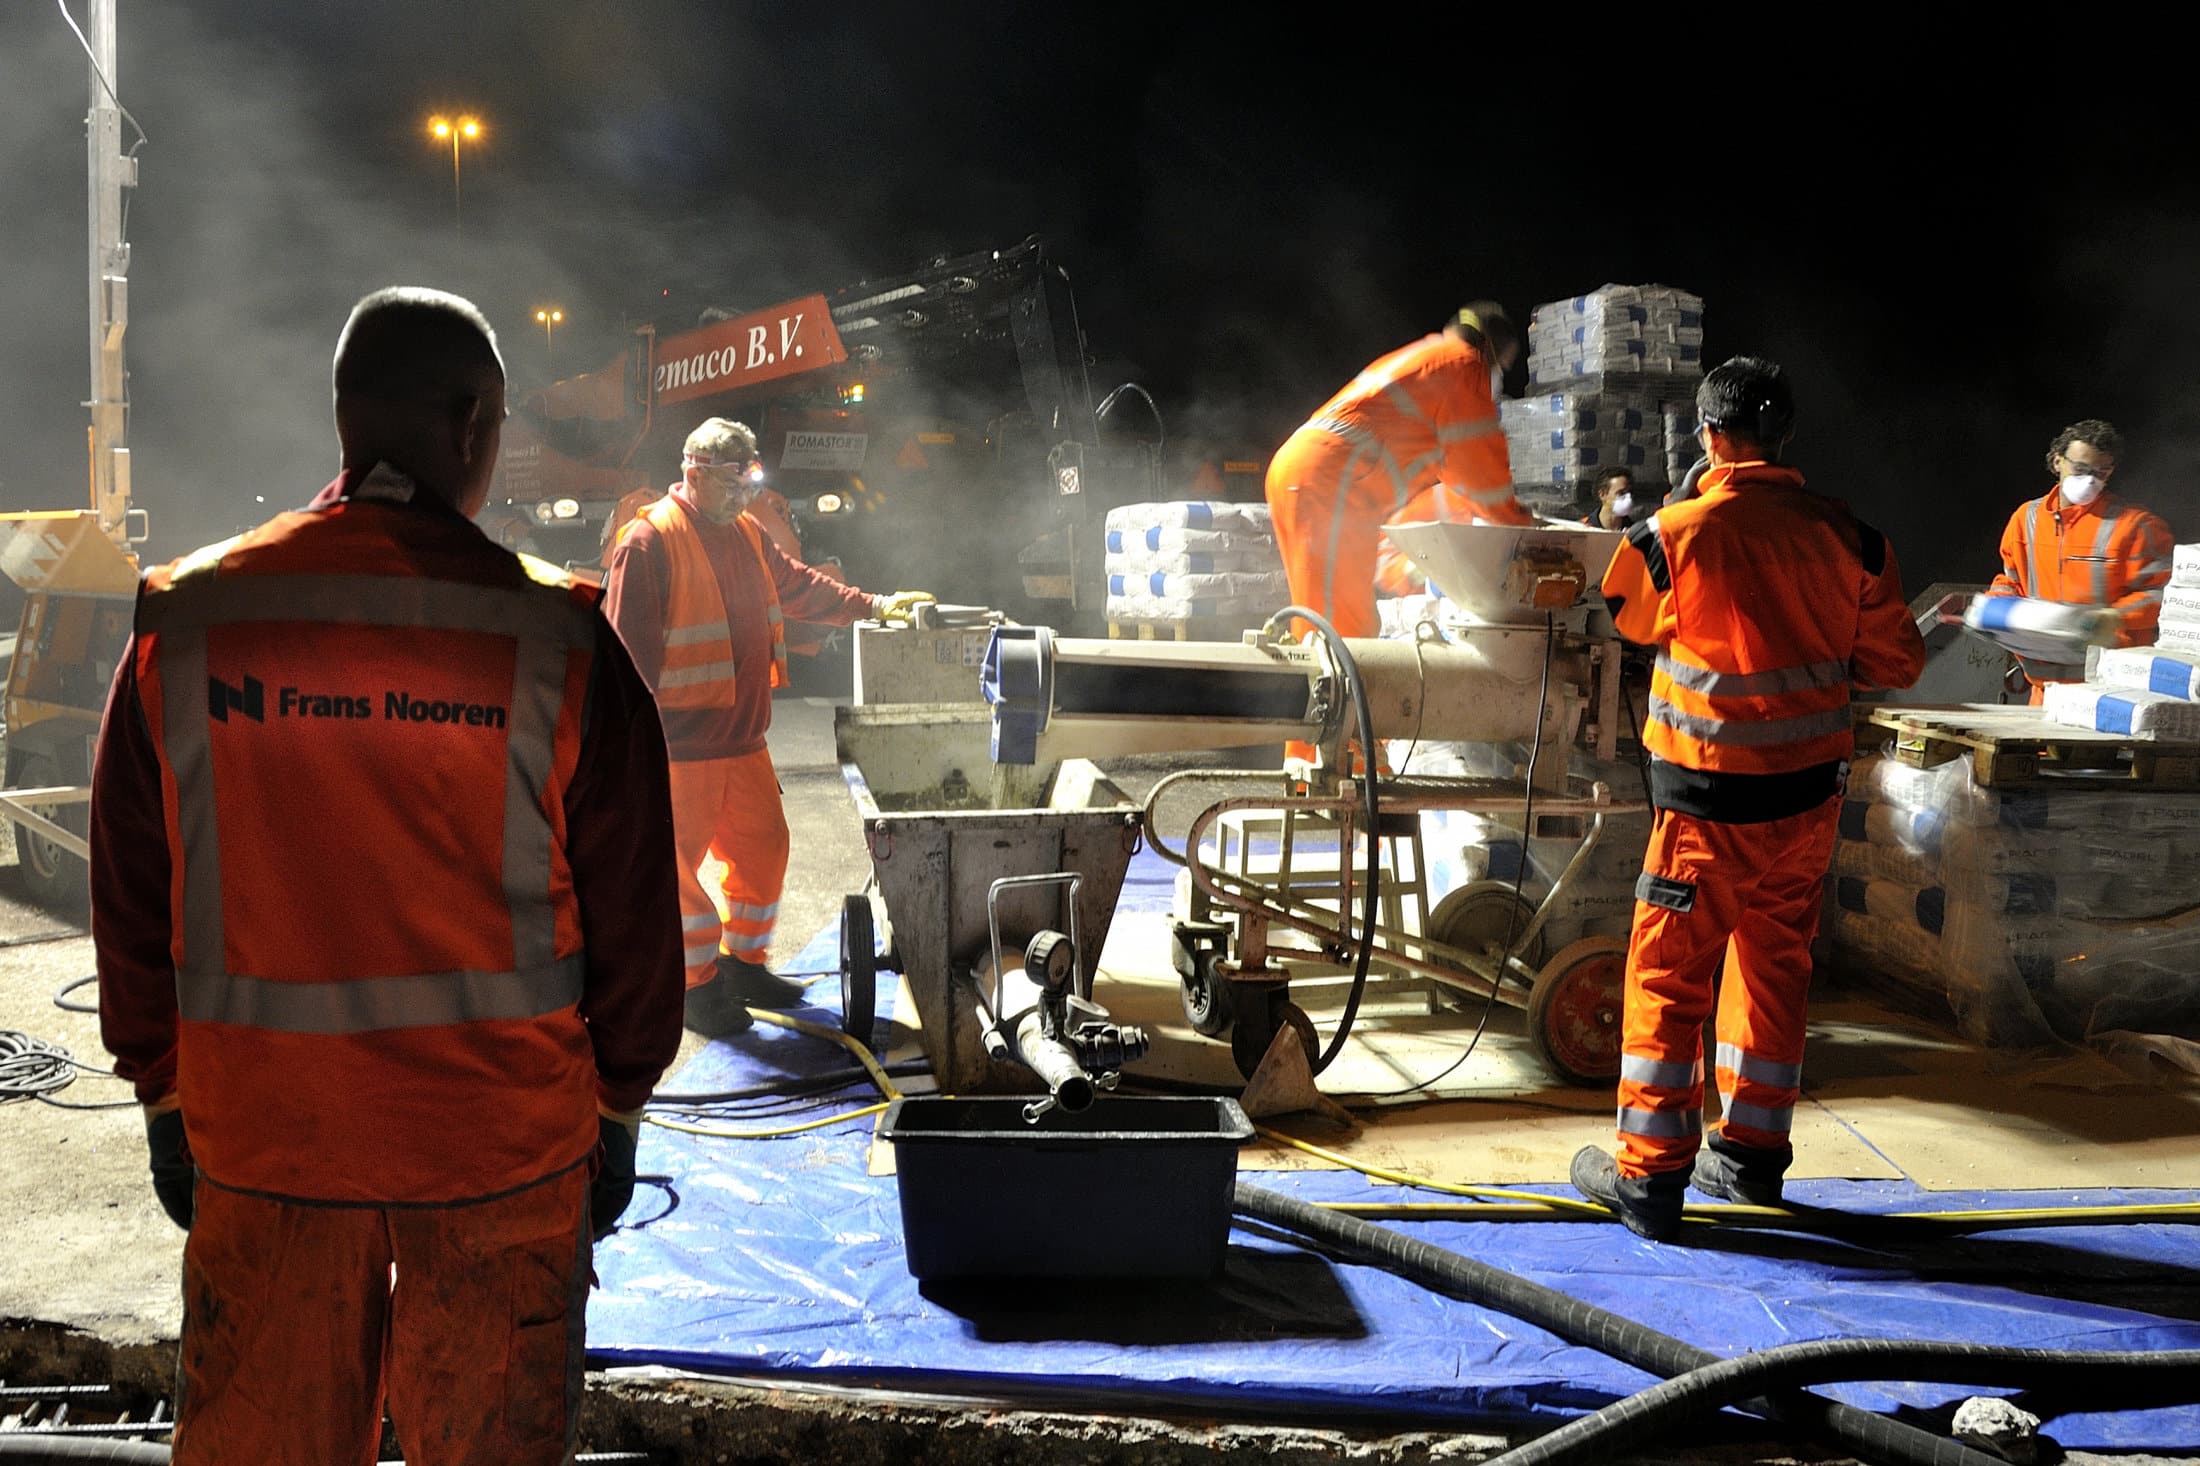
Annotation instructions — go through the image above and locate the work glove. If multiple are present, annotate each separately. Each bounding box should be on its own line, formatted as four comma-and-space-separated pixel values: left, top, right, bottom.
871, 590, 936, 626
590, 1111, 641, 1242
145, 1106, 194, 1232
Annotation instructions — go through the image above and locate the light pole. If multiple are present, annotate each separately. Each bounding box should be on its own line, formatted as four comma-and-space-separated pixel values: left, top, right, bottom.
427, 114, 482, 235
535, 307, 563, 358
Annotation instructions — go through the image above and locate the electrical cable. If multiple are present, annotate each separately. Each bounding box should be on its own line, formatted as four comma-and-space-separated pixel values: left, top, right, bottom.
649, 1060, 928, 1107
1479, 1337, 2200, 1466
642, 1006, 907, 1141
647, 1101, 891, 1141
0, 1029, 131, 1108
1232, 1182, 2011, 1466
1094, 382, 1164, 452
51, 0, 148, 153
1617, 668, 1655, 807
54, 973, 99, 1014
1261, 605, 1378, 1076
1358, 611, 1557, 1101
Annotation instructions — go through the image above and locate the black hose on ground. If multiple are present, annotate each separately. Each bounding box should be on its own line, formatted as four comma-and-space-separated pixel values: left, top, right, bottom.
1232, 1182, 2007, 1466
0, 1438, 171, 1462
1482, 1336, 2200, 1466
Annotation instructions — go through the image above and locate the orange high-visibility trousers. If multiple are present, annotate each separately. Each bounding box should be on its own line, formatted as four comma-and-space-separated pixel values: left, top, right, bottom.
171, 1166, 590, 1466
1615, 800, 1840, 1178
1265, 427, 1393, 641
668, 747, 790, 981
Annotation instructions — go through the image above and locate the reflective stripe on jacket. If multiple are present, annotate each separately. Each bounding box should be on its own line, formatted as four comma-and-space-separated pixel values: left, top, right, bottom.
132, 499, 603, 1204
1601, 462, 1926, 806
635, 494, 787, 705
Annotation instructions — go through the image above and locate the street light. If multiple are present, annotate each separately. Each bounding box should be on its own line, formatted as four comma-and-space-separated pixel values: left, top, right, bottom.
535, 307, 564, 356
427, 114, 483, 235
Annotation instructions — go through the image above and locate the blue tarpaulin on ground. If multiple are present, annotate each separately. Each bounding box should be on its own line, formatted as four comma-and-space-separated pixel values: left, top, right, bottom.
590, 868, 2200, 1450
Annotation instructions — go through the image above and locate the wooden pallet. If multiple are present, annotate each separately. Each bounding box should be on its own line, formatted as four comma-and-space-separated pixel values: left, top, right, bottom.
1865, 703, 2200, 790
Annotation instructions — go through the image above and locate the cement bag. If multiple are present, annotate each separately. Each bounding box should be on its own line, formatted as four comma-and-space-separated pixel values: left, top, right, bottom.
2047, 832, 2200, 919
1831, 875, 1945, 934
2174, 542, 2200, 588
1963, 594, 2116, 661
1851, 755, 2004, 830
1824, 907, 1942, 986
2091, 646, 2200, 702
1104, 544, 1282, 577
1837, 797, 1945, 856
1103, 525, 1277, 557
1103, 501, 1272, 539
1105, 570, 1291, 622
1831, 836, 1940, 889
1933, 868, 2059, 918
2041, 682, 2200, 741
2165, 586, 2200, 623
1934, 900, 2070, 1046
2157, 625, 2200, 657
1939, 821, 2063, 878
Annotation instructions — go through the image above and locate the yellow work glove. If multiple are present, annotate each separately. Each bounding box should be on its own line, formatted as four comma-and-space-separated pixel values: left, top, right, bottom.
872, 590, 936, 626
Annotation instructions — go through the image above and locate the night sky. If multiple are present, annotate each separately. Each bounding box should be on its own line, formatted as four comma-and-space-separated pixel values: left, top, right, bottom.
4, 3, 2197, 595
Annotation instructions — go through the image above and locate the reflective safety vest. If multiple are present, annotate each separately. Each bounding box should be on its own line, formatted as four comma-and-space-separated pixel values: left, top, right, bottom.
635, 495, 786, 706
1987, 489, 2173, 683
132, 499, 604, 1204
1602, 462, 1926, 810
1295, 334, 1530, 524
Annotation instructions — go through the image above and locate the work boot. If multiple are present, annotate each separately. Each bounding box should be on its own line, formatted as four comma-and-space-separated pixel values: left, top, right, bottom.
683, 973, 755, 1038
1569, 1146, 1686, 1243
1691, 1136, 1791, 1207
716, 954, 807, 1009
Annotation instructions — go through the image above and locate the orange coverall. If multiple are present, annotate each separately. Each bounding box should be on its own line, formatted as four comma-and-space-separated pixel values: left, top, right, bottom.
1600, 462, 1925, 1185
1986, 487, 2173, 696
1265, 334, 1531, 637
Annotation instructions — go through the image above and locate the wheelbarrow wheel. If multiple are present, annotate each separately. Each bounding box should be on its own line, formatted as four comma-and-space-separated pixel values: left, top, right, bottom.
839, 893, 877, 1042
1426, 880, 1547, 1008
1230, 983, 1316, 1079
1178, 947, 1235, 1037
1526, 936, 1627, 1087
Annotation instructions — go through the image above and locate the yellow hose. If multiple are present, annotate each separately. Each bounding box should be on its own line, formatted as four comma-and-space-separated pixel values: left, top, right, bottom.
1259, 1126, 2200, 1230
649, 1102, 891, 1141
643, 1008, 905, 1141
747, 1008, 905, 1102
1255, 1125, 1611, 1217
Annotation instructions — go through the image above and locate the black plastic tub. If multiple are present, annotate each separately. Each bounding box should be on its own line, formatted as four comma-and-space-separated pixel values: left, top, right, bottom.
879, 1095, 1253, 1279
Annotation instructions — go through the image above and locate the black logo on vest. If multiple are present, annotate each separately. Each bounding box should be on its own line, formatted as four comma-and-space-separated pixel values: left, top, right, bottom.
208, 675, 265, 723
207, 675, 506, 730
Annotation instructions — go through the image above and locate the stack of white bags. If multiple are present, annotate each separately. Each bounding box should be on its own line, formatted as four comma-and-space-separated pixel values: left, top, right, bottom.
2160, 545, 2200, 654
1101, 501, 1288, 625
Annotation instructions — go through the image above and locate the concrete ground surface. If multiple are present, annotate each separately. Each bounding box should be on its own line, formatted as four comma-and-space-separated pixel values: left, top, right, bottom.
2, 688, 2191, 1463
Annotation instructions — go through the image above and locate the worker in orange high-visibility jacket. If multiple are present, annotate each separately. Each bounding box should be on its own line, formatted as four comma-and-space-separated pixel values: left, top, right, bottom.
92, 289, 687, 1465
1570, 356, 1926, 1243
1267, 302, 1536, 638
1985, 418, 2173, 699
605, 417, 934, 1035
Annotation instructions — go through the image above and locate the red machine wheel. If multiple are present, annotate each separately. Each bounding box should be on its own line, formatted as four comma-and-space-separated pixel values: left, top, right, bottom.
1526, 937, 1627, 1087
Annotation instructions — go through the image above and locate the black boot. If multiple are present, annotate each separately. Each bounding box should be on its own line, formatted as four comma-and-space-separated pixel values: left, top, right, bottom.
1691, 1135, 1790, 1207
1570, 1147, 1688, 1242
717, 954, 807, 1009
683, 972, 755, 1038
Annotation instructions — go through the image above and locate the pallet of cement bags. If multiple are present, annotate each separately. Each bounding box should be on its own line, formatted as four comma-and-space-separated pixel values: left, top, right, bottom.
1824, 751, 2200, 1054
